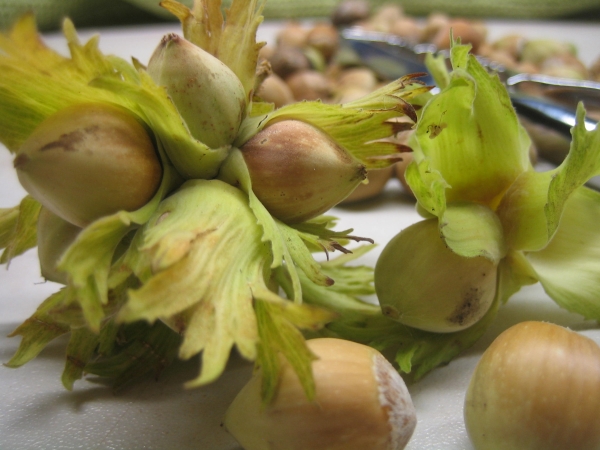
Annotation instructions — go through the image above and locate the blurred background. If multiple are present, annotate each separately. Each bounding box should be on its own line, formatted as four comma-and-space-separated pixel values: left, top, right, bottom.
1, 0, 600, 32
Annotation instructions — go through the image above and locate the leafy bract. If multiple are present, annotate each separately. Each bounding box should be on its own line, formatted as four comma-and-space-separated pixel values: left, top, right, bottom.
7, 276, 184, 390
496, 169, 555, 251
497, 104, 600, 252
0, 206, 19, 249
85, 320, 182, 392
527, 187, 600, 320
6, 289, 71, 368
235, 75, 431, 169
441, 201, 507, 263
218, 148, 304, 301
545, 104, 600, 237
0, 196, 40, 264
113, 179, 336, 391
495, 250, 538, 305
116, 179, 268, 386
253, 288, 335, 404
411, 46, 531, 208
404, 157, 449, 217
275, 244, 378, 322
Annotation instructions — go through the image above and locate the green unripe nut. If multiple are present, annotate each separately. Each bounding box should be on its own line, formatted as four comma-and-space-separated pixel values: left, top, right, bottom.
147, 33, 247, 149
375, 219, 497, 332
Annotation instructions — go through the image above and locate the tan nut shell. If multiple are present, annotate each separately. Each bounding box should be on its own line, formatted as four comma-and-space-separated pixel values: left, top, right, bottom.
241, 120, 366, 223
14, 103, 162, 228
224, 338, 417, 450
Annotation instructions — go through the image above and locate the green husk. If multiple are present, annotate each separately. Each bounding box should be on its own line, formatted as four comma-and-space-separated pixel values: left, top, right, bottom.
0, 195, 40, 264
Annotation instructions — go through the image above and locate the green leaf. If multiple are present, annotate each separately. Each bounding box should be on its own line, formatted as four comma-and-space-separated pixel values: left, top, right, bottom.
0, 196, 40, 264
217, 0, 266, 101
115, 179, 274, 387
413, 45, 531, 207
424, 52, 450, 89
323, 291, 501, 382
527, 187, 600, 320
449, 40, 472, 69
253, 289, 335, 404
0, 16, 144, 151
0, 206, 19, 249
497, 103, 600, 252
85, 320, 182, 392
495, 250, 538, 305
0, 15, 82, 151
288, 217, 373, 255
393, 294, 501, 380
235, 75, 431, 169
317, 244, 377, 297
61, 326, 99, 390
496, 169, 554, 251
404, 157, 449, 218
440, 201, 507, 263
275, 223, 334, 288
275, 246, 378, 324
546, 104, 600, 237
5, 289, 70, 368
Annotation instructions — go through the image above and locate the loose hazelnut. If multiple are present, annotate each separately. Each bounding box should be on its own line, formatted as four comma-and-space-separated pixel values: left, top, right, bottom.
224, 338, 417, 450
285, 70, 332, 101
256, 74, 295, 108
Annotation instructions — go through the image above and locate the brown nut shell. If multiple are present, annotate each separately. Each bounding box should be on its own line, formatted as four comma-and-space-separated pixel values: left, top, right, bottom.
269, 45, 312, 79
241, 120, 366, 223
285, 70, 332, 101
256, 74, 295, 108
306, 23, 340, 62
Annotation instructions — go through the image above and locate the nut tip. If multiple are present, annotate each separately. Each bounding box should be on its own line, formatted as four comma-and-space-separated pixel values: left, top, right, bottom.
13, 153, 30, 169
161, 33, 182, 46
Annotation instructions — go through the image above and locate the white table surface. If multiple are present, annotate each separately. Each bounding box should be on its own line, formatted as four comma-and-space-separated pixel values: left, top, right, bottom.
1, 17, 600, 450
